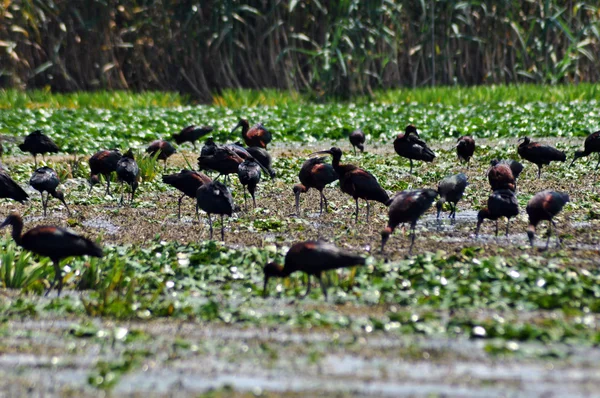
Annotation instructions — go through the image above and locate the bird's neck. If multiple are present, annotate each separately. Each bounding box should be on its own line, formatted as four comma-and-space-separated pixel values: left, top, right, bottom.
271, 264, 292, 278
331, 154, 343, 172
8, 221, 23, 246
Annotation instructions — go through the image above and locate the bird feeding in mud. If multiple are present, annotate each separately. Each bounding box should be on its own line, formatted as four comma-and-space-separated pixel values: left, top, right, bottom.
146, 140, 176, 170
394, 125, 436, 174
571, 130, 600, 170
231, 119, 272, 149
381, 189, 438, 254
89, 149, 122, 196
198, 140, 244, 183
19, 130, 60, 167
517, 137, 566, 179
0, 213, 103, 296
310, 147, 388, 223
29, 166, 70, 217
116, 149, 140, 205
475, 189, 519, 237
172, 125, 213, 150
349, 128, 366, 155
526, 190, 569, 249
436, 173, 468, 223
263, 240, 366, 301
162, 170, 212, 220
293, 156, 338, 215
196, 180, 235, 241
246, 146, 276, 179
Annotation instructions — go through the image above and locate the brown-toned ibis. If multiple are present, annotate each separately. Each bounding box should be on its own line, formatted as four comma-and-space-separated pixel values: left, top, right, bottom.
293, 157, 338, 215
436, 173, 468, 222
310, 147, 388, 222
198, 141, 244, 182
381, 189, 438, 254
456, 135, 475, 167
263, 240, 366, 300
162, 170, 212, 219
0, 168, 29, 204
518, 137, 566, 178
487, 161, 516, 192
30, 166, 70, 217
196, 180, 235, 241
19, 130, 60, 167
526, 190, 569, 249
349, 129, 365, 154
394, 125, 436, 174
475, 189, 519, 237
237, 158, 261, 209
172, 125, 213, 150
146, 140, 176, 170
116, 149, 140, 205
571, 130, 600, 169
89, 149, 122, 195
232, 119, 272, 149
0, 213, 103, 296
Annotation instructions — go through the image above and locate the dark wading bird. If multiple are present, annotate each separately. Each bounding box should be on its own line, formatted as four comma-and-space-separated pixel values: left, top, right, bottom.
30, 166, 70, 217
526, 190, 569, 249
19, 130, 60, 167
0, 213, 103, 296
0, 167, 29, 204
293, 157, 338, 215
172, 125, 213, 150
475, 189, 519, 237
487, 161, 516, 192
247, 146, 276, 179
162, 170, 212, 219
394, 125, 436, 174
310, 147, 388, 223
456, 135, 475, 167
436, 173, 468, 223
237, 158, 261, 209
198, 140, 244, 183
89, 149, 122, 195
196, 180, 234, 241
349, 129, 366, 155
518, 137, 566, 179
490, 159, 524, 190
232, 119, 272, 149
116, 149, 140, 205
263, 240, 366, 300
381, 189, 438, 254
146, 140, 176, 170
571, 130, 600, 169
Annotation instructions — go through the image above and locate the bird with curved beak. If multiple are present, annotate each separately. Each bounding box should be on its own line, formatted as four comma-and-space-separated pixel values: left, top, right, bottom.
517, 137, 566, 179
293, 156, 338, 216
231, 119, 272, 149
309, 147, 388, 223
570, 130, 600, 169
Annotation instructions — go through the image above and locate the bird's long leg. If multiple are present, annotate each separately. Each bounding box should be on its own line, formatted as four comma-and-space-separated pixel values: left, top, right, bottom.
177, 194, 185, 220
45, 260, 61, 297
409, 159, 413, 175
220, 214, 225, 241
319, 193, 323, 215
322, 191, 329, 213
33, 154, 37, 168
353, 146, 357, 156
243, 187, 248, 210
163, 160, 167, 171
252, 192, 256, 209
545, 220, 552, 250
505, 218, 511, 236
120, 182, 124, 206
408, 222, 416, 255
106, 176, 111, 196
552, 220, 561, 248
40, 192, 47, 217
355, 198, 359, 223
300, 275, 312, 299
196, 203, 200, 222
366, 201, 371, 223
317, 273, 328, 301
130, 183, 136, 204
537, 165, 542, 179
60, 197, 71, 216
208, 214, 213, 239
596, 153, 600, 170
495, 220, 499, 236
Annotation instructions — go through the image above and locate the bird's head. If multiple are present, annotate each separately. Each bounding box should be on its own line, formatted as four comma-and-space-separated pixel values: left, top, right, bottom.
0, 212, 21, 229
490, 159, 500, 167
474, 208, 489, 237
89, 174, 100, 186
570, 150, 587, 167
123, 148, 135, 159
53, 190, 65, 202
517, 137, 530, 145
309, 147, 342, 159
292, 184, 307, 214
231, 118, 249, 133
405, 125, 419, 136
263, 262, 285, 298
380, 226, 393, 252
436, 196, 446, 218
356, 143, 365, 152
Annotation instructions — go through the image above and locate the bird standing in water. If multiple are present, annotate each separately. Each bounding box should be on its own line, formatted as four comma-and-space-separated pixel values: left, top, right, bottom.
475, 189, 519, 237
30, 166, 70, 217
394, 125, 436, 174
263, 240, 365, 300
526, 190, 569, 249
436, 173, 468, 223
0, 213, 103, 296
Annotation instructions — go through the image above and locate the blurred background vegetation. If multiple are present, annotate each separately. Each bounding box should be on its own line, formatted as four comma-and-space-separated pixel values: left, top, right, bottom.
1, 1, 598, 100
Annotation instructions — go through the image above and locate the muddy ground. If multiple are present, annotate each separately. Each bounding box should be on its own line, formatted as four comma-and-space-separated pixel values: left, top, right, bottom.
1, 138, 600, 396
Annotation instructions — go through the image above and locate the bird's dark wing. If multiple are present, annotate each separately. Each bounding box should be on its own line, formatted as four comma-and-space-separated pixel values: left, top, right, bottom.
347, 168, 389, 203
22, 226, 103, 259
0, 172, 29, 202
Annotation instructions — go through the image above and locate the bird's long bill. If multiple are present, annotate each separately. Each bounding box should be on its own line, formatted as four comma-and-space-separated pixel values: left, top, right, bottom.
62, 199, 71, 216
262, 275, 269, 298
308, 150, 332, 158
231, 121, 242, 133
517, 137, 525, 143
253, 158, 270, 176
0, 218, 9, 229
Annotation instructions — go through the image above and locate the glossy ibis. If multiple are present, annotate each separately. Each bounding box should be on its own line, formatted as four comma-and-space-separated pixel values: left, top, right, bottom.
247, 146, 276, 179
263, 240, 365, 300
0, 213, 103, 296
196, 180, 235, 241
198, 141, 244, 182
394, 125, 436, 174
30, 166, 70, 217
293, 157, 338, 215
456, 135, 475, 167
571, 130, 600, 169
116, 149, 140, 205
436, 173, 468, 222
19, 130, 60, 167
172, 125, 213, 150
146, 140, 176, 170
89, 149, 122, 195
487, 161, 516, 192
381, 189, 438, 254
526, 190, 569, 249
475, 189, 519, 237
237, 158, 262, 209
162, 170, 212, 219
349, 129, 365, 155
310, 147, 388, 222
518, 137, 566, 178
490, 159, 524, 189
0, 168, 29, 203
232, 119, 272, 149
